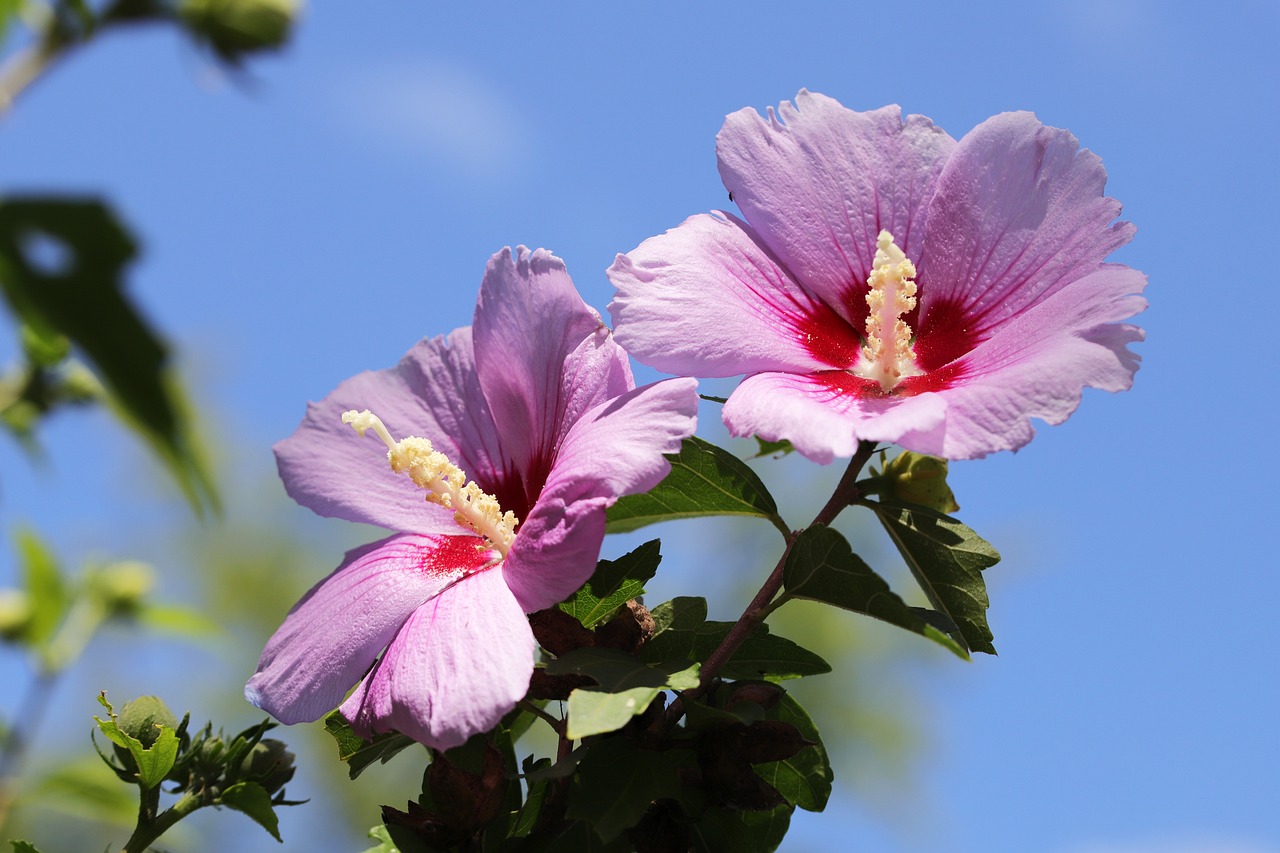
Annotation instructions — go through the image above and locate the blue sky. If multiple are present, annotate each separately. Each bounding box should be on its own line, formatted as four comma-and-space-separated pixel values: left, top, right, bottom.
1, 1, 1277, 851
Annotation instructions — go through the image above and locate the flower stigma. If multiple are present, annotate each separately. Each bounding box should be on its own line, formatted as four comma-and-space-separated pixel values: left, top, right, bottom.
854, 230, 923, 392
341, 409, 518, 558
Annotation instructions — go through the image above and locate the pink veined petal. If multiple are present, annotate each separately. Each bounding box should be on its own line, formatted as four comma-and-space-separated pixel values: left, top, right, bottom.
275, 327, 504, 534
923, 264, 1147, 460
609, 212, 843, 377
473, 247, 615, 487
245, 533, 489, 725
722, 371, 949, 464
718, 91, 957, 321
920, 111, 1136, 336
339, 566, 535, 751
501, 377, 699, 612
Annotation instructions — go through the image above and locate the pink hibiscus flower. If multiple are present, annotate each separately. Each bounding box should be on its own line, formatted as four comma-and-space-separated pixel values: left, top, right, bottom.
246, 247, 698, 750
608, 90, 1146, 462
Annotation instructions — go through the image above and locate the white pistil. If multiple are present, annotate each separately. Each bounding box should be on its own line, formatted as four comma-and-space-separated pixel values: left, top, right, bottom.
855, 230, 922, 392
342, 409, 518, 557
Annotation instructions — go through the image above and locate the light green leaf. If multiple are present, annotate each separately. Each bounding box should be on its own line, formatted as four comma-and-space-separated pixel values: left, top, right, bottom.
359, 824, 398, 853
16, 527, 66, 646
782, 524, 969, 659
220, 781, 281, 842
134, 604, 222, 639
0, 198, 217, 514
873, 501, 1000, 655
548, 647, 699, 738
606, 436, 784, 534
558, 539, 660, 628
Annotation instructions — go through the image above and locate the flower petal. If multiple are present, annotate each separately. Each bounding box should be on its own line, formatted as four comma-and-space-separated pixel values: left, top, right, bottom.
609, 212, 843, 376
923, 265, 1147, 459
722, 371, 949, 464
501, 378, 699, 612
920, 111, 1136, 336
474, 247, 629, 495
245, 534, 489, 724
275, 327, 504, 534
339, 566, 535, 751
718, 91, 956, 318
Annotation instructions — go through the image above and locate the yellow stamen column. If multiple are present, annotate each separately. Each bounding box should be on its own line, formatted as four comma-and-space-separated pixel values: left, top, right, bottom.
856, 231, 922, 392
342, 409, 518, 557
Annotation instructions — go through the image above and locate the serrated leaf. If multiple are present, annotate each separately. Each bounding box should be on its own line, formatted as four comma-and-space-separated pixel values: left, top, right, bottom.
606, 436, 784, 534
323, 711, 417, 780
873, 501, 1000, 655
782, 525, 969, 659
566, 737, 691, 841
753, 693, 832, 812
558, 539, 661, 628
549, 647, 699, 738
751, 437, 794, 459
91, 708, 178, 789
0, 198, 217, 514
16, 527, 66, 646
689, 804, 793, 853
360, 825, 398, 853
220, 781, 281, 842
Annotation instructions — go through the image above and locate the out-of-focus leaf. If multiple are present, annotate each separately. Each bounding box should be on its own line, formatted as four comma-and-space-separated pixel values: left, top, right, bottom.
15, 527, 66, 646
558, 539, 660, 628
0, 197, 217, 514
872, 501, 999, 655
220, 780, 281, 842
566, 737, 692, 842
178, 0, 296, 65
134, 604, 222, 639
606, 437, 784, 534
28, 757, 139, 826
782, 524, 969, 659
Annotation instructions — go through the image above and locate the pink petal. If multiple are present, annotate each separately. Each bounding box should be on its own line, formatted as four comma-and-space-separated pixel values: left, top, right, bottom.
722, 371, 949, 464
609, 212, 845, 376
718, 91, 956, 320
920, 111, 1135, 337
275, 327, 504, 534
245, 534, 490, 724
501, 378, 699, 612
474, 247, 630, 497
340, 567, 535, 751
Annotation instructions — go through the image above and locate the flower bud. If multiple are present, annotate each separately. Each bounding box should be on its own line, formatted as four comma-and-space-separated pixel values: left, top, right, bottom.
238, 738, 296, 795
0, 589, 33, 641
96, 561, 155, 615
117, 695, 178, 748
883, 450, 960, 514
178, 0, 297, 62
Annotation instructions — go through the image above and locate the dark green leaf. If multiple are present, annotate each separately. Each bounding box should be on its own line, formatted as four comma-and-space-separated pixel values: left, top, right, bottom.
689, 804, 793, 853
511, 759, 552, 837
16, 527, 66, 646
606, 436, 783, 534
753, 693, 832, 812
0, 198, 217, 513
557, 539, 661, 628
782, 525, 969, 659
873, 501, 999, 655
566, 738, 691, 841
548, 647, 699, 738
640, 598, 830, 681
220, 781, 281, 842
323, 711, 417, 780
10, 842, 44, 853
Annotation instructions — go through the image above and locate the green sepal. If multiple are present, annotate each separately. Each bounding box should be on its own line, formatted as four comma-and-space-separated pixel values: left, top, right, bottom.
872, 501, 1000, 654
782, 524, 969, 659
606, 436, 784, 534
557, 539, 660, 628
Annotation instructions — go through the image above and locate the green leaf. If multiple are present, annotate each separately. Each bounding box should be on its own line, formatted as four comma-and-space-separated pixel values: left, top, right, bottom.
558, 539, 661, 628
689, 804, 793, 853
751, 437, 794, 459
566, 738, 692, 841
606, 436, 784, 534
640, 598, 830, 681
782, 525, 969, 660
134, 604, 222, 639
10, 842, 44, 853
15, 527, 66, 646
872, 501, 1000, 655
548, 647, 699, 738
0, 198, 217, 514
323, 711, 417, 780
359, 825, 398, 853
220, 780, 281, 842
92, 694, 178, 789
0, 0, 21, 46
753, 693, 832, 812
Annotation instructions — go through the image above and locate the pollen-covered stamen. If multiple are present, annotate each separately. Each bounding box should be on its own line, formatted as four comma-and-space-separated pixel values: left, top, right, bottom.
341, 409, 518, 557
855, 230, 923, 392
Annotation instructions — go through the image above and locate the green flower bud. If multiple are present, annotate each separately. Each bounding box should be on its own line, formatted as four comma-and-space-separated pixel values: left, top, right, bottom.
117, 696, 178, 748
238, 738, 296, 794
96, 561, 155, 615
882, 451, 960, 514
0, 588, 33, 641
179, 0, 297, 62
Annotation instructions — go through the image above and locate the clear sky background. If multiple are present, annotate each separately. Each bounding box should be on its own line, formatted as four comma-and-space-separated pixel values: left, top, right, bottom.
1, 1, 1277, 851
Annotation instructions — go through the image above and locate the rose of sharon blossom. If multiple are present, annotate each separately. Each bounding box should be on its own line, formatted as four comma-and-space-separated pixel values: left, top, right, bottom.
608, 90, 1146, 462
246, 247, 698, 750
